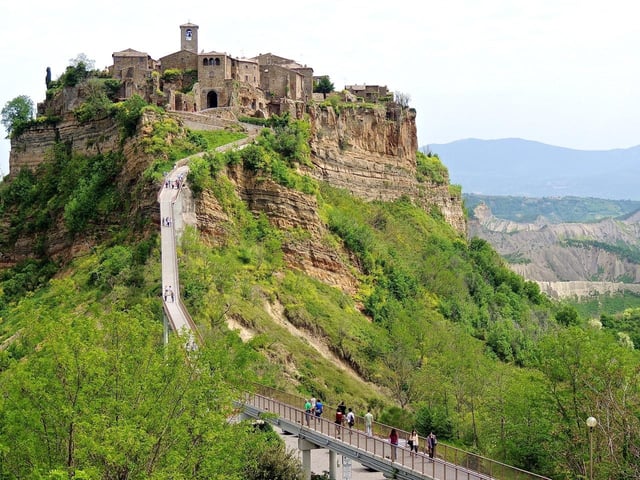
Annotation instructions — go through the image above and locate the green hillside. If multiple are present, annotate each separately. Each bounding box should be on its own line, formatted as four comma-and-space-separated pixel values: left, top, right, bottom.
464, 194, 640, 223
0, 94, 639, 478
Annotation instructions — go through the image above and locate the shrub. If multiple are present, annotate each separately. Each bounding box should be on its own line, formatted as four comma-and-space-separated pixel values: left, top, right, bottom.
416, 151, 449, 185
161, 68, 182, 83
114, 95, 148, 138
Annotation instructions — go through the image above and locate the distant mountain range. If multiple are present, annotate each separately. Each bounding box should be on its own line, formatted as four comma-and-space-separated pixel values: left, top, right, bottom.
424, 138, 640, 200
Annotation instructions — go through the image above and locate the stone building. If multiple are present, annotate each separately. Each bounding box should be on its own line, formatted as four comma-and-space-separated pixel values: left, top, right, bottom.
345, 84, 390, 103
110, 23, 317, 118
253, 53, 313, 102
111, 48, 156, 99
159, 23, 199, 73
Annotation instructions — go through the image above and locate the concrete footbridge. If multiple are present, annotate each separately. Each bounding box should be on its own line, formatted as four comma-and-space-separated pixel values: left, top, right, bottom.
157, 128, 551, 480
237, 385, 549, 480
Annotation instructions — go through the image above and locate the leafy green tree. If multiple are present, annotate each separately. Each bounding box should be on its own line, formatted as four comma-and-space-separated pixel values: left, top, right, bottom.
555, 304, 579, 326
313, 76, 334, 99
1, 95, 34, 137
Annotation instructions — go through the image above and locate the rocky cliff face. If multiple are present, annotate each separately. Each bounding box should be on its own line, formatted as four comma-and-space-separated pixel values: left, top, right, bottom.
194, 165, 357, 294
9, 115, 121, 176
306, 104, 466, 235
470, 204, 640, 297
4, 99, 466, 280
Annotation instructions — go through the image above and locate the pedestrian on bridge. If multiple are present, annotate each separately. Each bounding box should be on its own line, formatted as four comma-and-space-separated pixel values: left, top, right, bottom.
427, 432, 437, 459
389, 428, 399, 462
364, 408, 374, 436
304, 399, 312, 426
408, 429, 419, 455
314, 399, 323, 417
346, 408, 355, 429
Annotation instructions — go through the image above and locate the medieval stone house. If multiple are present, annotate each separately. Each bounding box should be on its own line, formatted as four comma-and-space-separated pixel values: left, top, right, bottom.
112, 22, 315, 118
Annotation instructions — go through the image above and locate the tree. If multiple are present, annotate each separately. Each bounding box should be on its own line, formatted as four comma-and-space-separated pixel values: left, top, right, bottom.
69, 53, 96, 71
394, 91, 411, 108
313, 76, 334, 99
1, 95, 34, 137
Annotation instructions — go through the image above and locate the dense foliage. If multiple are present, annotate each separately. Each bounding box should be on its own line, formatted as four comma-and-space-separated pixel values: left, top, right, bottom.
0, 246, 302, 479
1, 95, 34, 138
188, 114, 315, 195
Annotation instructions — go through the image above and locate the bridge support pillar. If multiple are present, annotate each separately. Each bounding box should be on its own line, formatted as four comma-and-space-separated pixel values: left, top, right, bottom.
329, 450, 337, 480
298, 438, 315, 480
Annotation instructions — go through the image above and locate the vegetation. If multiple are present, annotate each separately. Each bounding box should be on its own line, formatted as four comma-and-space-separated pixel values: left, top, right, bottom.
0, 144, 126, 246
1, 95, 34, 137
313, 75, 334, 98
188, 114, 316, 196
563, 238, 640, 267
416, 151, 448, 185
464, 194, 640, 223
0, 245, 304, 479
1, 80, 639, 479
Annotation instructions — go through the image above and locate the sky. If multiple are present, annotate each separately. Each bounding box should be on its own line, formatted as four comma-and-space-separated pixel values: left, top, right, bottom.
1, 0, 639, 176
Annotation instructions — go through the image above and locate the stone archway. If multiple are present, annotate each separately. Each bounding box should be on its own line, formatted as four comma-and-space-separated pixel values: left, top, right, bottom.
207, 90, 218, 108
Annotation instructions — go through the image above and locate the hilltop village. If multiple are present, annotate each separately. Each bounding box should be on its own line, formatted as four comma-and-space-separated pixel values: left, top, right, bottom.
109, 22, 391, 119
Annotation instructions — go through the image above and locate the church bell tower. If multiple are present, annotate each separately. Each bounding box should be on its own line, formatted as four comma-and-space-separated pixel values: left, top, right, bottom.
180, 23, 199, 53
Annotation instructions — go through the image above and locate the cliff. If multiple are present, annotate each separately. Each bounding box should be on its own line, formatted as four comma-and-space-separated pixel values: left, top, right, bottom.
3, 97, 466, 273
306, 104, 466, 235
470, 203, 640, 297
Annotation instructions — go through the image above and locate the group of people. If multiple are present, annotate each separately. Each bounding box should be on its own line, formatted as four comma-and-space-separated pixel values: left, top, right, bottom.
303, 397, 324, 425
389, 428, 437, 461
302, 398, 438, 462
163, 285, 175, 303
334, 401, 356, 436
164, 174, 184, 190
162, 216, 173, 227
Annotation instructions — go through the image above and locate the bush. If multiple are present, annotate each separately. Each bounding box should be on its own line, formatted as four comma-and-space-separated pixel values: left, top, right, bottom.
114, 95, 148, 138
161, 68, 182, 83
416, 151, 449, 185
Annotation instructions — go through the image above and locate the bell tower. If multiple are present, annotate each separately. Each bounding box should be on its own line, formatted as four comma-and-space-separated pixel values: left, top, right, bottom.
180, 23, 199, 53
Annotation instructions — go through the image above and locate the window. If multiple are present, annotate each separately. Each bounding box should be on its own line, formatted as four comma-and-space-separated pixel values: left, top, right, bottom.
203, 58, 209, 66
215, 58, 220, 66
185, 29, 192, 40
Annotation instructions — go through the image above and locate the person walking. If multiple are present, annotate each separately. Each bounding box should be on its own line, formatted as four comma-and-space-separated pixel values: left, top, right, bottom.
427, 432, 437, 459
304, 399, 312, 426
364, 408, 374, 437
389, 428, 399, 462
346, 408, 355, 429
314, 399, 323, 417
408, 429, 419, 455
335, 408, 344, 437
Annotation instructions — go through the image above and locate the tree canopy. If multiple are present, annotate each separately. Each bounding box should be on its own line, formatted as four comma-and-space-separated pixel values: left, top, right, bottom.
1, 95, 34, 137
313, 76, 334, 98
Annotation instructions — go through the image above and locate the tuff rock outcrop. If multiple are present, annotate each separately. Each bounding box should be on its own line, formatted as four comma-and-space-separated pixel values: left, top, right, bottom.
4, 97, 466, 288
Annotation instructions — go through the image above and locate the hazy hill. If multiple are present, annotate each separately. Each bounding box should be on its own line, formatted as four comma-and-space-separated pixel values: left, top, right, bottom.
424, 138, 640, 200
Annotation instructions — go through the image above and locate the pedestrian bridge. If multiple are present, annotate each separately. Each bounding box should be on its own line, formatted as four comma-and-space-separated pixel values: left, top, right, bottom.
238, 385, 549, 480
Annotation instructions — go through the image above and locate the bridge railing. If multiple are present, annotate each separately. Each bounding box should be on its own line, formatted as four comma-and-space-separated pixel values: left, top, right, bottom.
250, 384, 550, 480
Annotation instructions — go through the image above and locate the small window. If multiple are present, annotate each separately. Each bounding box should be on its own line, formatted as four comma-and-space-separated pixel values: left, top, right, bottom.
215, 58, 220, 66
203, 58, 209, 66
185, 29, 192, 40
245, 75, 248, 82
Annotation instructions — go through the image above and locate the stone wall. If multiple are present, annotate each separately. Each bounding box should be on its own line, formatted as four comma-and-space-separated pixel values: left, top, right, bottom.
159, 50, 198, 73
